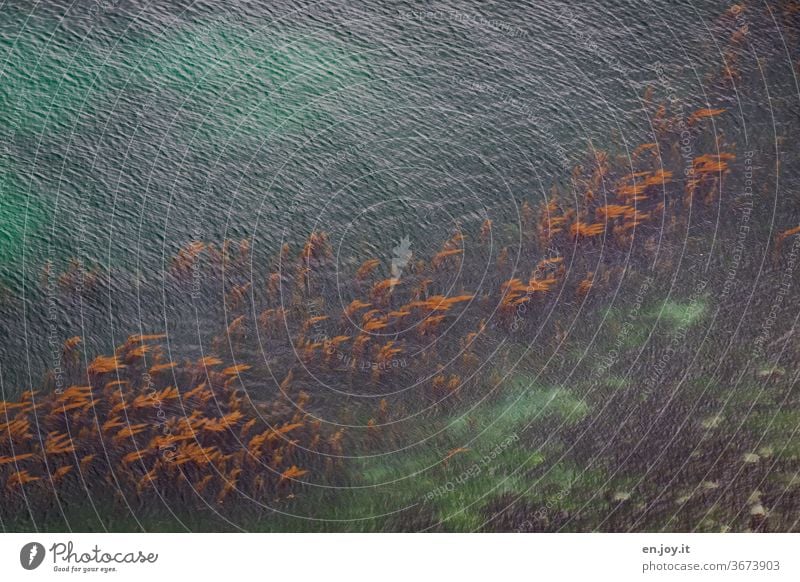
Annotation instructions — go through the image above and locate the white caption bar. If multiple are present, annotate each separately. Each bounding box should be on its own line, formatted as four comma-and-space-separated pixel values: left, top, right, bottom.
1, 533, 798, 581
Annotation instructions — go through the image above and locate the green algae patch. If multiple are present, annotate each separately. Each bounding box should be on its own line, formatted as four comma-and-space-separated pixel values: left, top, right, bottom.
745, 410, 800, 460
0, 160, 46, 282
648, 298, 708, 330
500, 373, 591, 427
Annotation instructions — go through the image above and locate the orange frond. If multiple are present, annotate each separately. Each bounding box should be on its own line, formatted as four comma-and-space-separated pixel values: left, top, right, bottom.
226, 315, 246, 337
479, 219, 492, 243
302, 315, 329, 333
128, 333, 167, 343
356, 258, 381, 280
45, 432, 75, 455
222, 364, 252, 376
776, 225, 800, 253
0, 453, 35, 465
526, 277, 558, 293
280, 465, 308, 481
6, 470, 39, 488
596, 204, 635, 220
88, 355, 126, 375
198, 355, 224, 368
371, 278, 400, 298
443, 447, 470, 464
689, 108, 726, 124
79, 454, 96, 470
570, 221, 605, 239
363, 319, 388, 332
122, 450, 150, 466
432, 248, 463, 268
344, 299, 372, 318
632, 142, 658, 157
301, 231, 332, 263
577, 272, 594, 297
52, 465, 73, 481
115, 423, 149, 440
63, 336, 82, 350
149, 362, 177, 374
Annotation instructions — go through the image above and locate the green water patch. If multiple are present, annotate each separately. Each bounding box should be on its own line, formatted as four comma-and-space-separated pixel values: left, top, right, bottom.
0, 32, 102, 136
596, 375, 629, 390
0, 158, 46, 279
0, 17, 371, 139
704, 380, 778, 408
595, 295, 708, 354
488, 374, 591, 429
425, 452, 545, 531
595, 304, 650, 349
123, 21, 372, 142
646, 298, 707, 330
561, 295, 711, 382
311, 373, 592, 529
744, 410, 800, 461
0, 15, 373, 288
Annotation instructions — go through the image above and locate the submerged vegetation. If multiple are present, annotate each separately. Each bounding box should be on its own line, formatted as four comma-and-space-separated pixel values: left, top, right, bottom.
1, 334, 332, 524
2, 1, 800, 531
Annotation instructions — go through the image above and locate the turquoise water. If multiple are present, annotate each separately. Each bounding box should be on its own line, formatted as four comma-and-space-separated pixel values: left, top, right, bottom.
1, 1, 746, 270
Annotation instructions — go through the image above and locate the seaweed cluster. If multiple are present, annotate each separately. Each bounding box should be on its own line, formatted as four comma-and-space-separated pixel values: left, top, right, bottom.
1, 334, 334, 525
